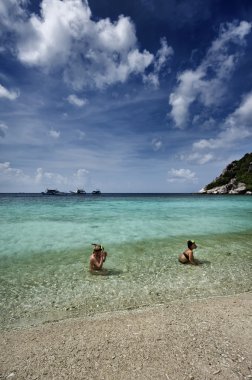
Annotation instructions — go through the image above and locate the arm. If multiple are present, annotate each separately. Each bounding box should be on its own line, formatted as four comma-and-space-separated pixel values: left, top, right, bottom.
188, 250, 198, 265
90, 254, 104, 270
102, 251, 107, 262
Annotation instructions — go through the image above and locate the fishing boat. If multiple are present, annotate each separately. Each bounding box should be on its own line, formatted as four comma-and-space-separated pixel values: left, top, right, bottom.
69, 189, 86, 195
92, 189, 101, 195
41, 189, 67, 195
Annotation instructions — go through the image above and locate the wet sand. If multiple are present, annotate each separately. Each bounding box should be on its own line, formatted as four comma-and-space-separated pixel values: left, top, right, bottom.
1, 293, 251, 380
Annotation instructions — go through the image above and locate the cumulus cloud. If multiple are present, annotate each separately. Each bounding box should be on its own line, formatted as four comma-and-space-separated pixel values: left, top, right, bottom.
169, 20, 252, 128
0, 122, 8, 138
167, 168, 197, 182
49, 129, 60, 139
0, 83, 19, 100
35, 167, 89, 190
185, 152, 215, 165
16, 0, 91, 66
0, 161, 19, 174
193, 92, 252, 151
169, 70, 203, 128
0, 161, 29, 182
67, 94, 88, 107
0, 0, 172, 89
74, 168, 89, 178
0, 0, 27, 34
0, 162, 90, 190
35, 167, 68, 185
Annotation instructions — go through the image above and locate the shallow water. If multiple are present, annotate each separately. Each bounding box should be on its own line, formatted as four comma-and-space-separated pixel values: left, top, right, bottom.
0, 194, 251, 328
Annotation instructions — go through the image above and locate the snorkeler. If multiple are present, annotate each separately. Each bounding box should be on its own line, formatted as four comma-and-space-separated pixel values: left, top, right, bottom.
179, 240, 198, 265
89, 244, 108, 272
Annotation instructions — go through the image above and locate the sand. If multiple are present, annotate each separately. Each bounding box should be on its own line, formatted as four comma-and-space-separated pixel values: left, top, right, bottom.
0, 293, 251, 380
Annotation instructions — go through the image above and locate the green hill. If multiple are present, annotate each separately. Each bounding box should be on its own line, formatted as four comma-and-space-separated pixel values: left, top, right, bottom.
205, 152, 252, 193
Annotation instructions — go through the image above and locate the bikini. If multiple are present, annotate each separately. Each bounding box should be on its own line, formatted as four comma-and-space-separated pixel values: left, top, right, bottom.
183, 252, 189, 261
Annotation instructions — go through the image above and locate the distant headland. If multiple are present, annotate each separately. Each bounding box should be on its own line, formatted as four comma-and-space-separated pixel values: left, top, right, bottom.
199, 152, 252, 194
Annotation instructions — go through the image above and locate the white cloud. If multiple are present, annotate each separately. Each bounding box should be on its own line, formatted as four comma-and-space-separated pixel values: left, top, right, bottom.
169, 20, 252, 128
193, 92, 252, 151
185, 152, 215, 164
167, 168, 197, 182
67, 94, 88, 107
0, 83, 19, 100
35, 167, 68, 185
0, 0, 27, 33
154, 37, 173, 73
234, 91, 252, 121
1, 0, 172, 90
0, 162, 14, 173
96, 14, 137, 52
127, 49, 153, 73
0, 163, 90, 191
193, 125, 251, 150
169, 69, 204, 128
49, 129, 60, 139
144, 37, 173, 88
35, 167, 89, 189
143, 73, 159, 88
151, 138, 162, 151
34, 168, 43, 183
192, 116, 216, 130
0, 122, 8, 138
74, 168, 89, 178
210, 21, 252, 52
0, 161, 29, 181
17, 0, 91, 66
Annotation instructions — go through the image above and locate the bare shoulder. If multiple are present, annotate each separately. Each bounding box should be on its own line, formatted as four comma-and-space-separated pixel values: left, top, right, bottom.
90, 254, 95, 262
184, 248, 192, 255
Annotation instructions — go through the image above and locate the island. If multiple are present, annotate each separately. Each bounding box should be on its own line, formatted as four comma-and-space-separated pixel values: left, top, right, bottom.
199, 152, 252, 194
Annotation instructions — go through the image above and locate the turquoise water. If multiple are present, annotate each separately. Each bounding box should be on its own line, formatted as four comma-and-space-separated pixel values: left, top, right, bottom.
0, 194, 252, 328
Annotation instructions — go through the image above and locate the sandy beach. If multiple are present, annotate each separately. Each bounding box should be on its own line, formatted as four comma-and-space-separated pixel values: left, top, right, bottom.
1, 293, 251, 380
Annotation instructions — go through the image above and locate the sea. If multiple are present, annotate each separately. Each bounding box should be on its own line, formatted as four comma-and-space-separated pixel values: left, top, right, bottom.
0, 193, 252, 329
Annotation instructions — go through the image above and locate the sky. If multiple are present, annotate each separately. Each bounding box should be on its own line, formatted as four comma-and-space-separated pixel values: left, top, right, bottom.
0, 0, 252, 193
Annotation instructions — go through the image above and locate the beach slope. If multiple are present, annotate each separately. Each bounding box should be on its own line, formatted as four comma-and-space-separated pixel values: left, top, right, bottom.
1, 293, 251, 380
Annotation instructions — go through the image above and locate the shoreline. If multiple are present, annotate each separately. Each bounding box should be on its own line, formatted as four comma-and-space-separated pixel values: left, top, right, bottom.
1, 292, 251, 380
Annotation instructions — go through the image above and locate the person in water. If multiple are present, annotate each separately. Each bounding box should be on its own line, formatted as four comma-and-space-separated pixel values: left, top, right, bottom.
89, 244, 108, 272
179, 240, 198, 265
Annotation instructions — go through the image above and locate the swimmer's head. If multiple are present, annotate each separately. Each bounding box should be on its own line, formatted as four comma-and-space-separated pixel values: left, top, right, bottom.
187, 240, 197, 249
92, 243, 104, 251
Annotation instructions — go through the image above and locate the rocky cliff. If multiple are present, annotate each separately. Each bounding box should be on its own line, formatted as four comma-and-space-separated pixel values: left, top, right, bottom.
199, 152, 252, 194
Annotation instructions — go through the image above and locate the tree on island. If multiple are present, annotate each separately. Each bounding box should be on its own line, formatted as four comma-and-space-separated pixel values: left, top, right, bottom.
201, 152, 252, 194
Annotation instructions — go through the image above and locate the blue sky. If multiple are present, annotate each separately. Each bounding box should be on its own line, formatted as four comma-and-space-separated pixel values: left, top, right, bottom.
0, 0, 252, 193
